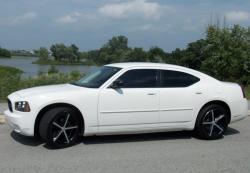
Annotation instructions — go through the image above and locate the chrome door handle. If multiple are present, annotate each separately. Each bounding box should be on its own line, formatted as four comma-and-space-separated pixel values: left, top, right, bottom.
147, 93, 156, 95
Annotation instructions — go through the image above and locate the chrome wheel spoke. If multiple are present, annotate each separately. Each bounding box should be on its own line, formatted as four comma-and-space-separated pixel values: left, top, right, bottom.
64, 114, 70, 127
51, 111, 78, 145
203, 121, 213, 125
203, 109, 226, 137
215, 114, 225, 123
53, 130, 63, 142
209, 124, 214, 136
65, 126, 78, 130
63, 131, 70, 144
53, 122, 62, 129
214, 123, 224, 134
211, 110, 215, 121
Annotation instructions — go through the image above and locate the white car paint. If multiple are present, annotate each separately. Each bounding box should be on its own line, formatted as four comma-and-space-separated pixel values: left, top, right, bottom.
4, 63, 248, 136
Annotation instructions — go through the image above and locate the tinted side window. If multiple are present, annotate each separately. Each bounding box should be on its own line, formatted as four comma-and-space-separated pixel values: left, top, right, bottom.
161, 70, 200, 87
118, 69, 158, 88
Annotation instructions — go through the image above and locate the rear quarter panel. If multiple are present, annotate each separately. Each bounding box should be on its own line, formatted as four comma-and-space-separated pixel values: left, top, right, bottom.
198, 81, 248, 123
219, 82, 248, 122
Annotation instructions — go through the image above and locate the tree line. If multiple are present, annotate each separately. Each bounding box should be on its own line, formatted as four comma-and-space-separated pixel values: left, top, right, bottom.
0, 47, 11, 58
34, 24, 250, 85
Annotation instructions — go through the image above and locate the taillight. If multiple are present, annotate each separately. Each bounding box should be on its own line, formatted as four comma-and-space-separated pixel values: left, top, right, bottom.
240, 85, 246, 98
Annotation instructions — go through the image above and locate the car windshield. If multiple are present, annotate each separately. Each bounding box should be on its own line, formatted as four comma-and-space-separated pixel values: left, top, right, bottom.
71, 66, 121, 88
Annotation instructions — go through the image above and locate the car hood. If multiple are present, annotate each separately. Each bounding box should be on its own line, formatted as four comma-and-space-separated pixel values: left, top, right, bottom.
14, 84, 83, 98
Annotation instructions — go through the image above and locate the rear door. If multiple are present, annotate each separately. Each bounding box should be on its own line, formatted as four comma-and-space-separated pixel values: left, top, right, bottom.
159, 69, 201, 123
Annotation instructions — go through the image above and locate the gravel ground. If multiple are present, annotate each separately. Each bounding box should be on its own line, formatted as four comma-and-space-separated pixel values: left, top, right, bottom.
0, 116, 250, 173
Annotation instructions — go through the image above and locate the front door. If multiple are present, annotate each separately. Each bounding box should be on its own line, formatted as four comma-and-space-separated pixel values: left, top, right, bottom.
99, 69, 159, 132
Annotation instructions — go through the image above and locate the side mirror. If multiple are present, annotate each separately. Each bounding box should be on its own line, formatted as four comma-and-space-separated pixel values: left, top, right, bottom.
109, 79, 123, 89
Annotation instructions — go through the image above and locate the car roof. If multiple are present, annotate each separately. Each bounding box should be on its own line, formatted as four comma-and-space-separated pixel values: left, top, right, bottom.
107, 62, 199, 73
107, 62, 185, 69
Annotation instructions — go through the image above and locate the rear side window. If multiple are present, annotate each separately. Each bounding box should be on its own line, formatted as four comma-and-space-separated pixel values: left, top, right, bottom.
161, 70, 200, 87
118, 69, 158, 88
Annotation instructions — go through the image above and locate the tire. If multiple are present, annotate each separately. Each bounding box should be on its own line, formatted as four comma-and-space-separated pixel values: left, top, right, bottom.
39, 107, 82, 148
195, 104, 229, 140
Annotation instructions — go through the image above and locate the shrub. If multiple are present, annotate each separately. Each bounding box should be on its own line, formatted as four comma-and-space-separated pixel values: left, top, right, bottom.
0, 65, 84, 101
0, 66, 22, 100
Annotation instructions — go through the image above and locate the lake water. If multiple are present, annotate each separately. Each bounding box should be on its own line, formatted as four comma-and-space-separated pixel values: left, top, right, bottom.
0, 56, 97, 78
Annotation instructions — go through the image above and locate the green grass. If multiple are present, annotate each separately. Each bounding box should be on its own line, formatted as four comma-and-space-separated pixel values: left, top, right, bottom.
33, 59, 85, 65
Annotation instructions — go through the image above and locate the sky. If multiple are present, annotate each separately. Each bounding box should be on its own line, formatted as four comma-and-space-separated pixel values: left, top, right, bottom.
0, 0, 250, 52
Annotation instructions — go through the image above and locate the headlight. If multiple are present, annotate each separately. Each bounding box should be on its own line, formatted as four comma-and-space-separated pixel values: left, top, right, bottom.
15, 101, 30, 112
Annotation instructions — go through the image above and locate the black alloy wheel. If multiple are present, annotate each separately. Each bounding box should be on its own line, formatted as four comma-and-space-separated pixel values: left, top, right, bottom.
195, 104, 228, 140
39, 107, 82, 148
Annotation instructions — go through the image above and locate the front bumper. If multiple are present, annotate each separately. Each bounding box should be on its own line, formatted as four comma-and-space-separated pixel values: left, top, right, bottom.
4, 110, 34, 136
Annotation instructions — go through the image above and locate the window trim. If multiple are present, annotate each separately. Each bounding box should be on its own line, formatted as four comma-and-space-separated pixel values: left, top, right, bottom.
104, 67, 200, 89
159, 69, 200, 88
107, 68, 161, 89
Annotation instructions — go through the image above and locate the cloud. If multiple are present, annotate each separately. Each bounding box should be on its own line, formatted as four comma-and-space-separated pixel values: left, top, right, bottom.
57, 12, 97, 24
98, 0, 174, 20
128, 24, 169, 32
225, 11, 250, 22
0, 12, 37, 26
57, 12, 81, 24
12, 12, 37, 24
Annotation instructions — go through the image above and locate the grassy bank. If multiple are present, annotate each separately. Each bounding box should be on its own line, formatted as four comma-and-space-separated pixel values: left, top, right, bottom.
33, 59, 85, 65
0, 56, 11, 59
0, 65, 83, 101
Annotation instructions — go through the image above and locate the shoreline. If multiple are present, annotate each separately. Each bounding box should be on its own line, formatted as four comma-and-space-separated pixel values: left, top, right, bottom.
32, 59, 86, 66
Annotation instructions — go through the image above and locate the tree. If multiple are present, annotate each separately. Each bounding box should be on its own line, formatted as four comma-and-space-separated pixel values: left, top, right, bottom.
169, 48, 186, 65
125, 47, 147, 62
176, 39, 208, 69
200, 25, 250, 84
50, 43, 80, 63
84, 50, 100, 65
0, 47, 11, 58
70, 44, 80, 62
147, 47, 166, 62
36, 47, 49, 61
50, 43, 64, 61
96, 36, 130, 64
48, 29, 250, 85
103, 35, 128, 50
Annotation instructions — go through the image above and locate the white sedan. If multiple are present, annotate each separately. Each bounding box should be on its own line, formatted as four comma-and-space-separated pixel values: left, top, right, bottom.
4, 63, 248, 148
